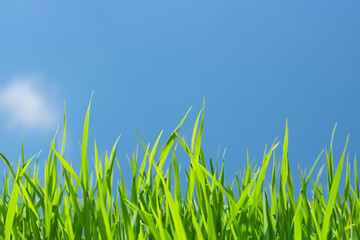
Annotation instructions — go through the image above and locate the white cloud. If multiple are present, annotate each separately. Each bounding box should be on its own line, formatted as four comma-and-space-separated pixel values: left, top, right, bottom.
0, 74, 60, 132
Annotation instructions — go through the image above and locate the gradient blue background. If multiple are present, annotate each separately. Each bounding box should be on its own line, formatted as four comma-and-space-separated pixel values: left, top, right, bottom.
1, 1, 359, 194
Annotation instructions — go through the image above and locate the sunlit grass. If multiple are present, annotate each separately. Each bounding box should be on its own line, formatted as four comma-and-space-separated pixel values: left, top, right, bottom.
0, 96, 359, 239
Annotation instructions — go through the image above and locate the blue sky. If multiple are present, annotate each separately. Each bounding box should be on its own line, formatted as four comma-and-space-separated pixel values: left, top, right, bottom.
0, 1, 359, 193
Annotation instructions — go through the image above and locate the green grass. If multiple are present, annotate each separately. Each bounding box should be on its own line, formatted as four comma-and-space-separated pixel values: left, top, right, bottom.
0, 97, 359, 239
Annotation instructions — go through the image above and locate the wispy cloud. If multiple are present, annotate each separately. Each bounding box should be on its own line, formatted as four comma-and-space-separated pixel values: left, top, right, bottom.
0, 74, 60, 132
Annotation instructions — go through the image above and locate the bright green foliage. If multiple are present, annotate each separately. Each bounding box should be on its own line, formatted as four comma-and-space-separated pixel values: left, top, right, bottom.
0, 98, 359, 239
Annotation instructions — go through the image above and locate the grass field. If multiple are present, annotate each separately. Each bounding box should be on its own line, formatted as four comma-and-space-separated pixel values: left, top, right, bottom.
0, 97, 359, 239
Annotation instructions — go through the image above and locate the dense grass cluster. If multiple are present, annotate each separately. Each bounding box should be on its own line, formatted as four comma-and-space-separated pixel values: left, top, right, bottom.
0, 97, 359, 239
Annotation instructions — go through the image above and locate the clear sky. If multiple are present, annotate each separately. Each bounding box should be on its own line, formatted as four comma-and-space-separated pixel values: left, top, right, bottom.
1, 1, 359, 193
